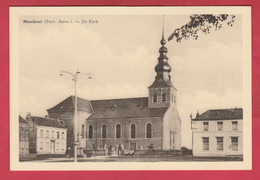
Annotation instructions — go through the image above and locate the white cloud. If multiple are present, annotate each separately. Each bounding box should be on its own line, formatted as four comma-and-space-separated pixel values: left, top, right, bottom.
171, 41, 242, 87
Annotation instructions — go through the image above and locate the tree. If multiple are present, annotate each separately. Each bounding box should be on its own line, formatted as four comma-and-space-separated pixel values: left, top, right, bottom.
168, 14, 235, 42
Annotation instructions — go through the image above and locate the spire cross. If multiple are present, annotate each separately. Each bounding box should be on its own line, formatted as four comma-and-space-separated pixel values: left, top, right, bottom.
162, 15, 165, 38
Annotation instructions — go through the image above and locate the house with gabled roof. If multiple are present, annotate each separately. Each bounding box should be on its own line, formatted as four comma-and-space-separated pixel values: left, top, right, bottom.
191, 108, 243, 157
47, 29, 181, 152
26, 114, 67, 154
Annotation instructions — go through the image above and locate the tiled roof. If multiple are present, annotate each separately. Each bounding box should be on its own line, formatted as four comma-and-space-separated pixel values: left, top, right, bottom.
47, 96, 168, 119
148, 78, 177, 90
149, 79, 173, 88
89, 97, 168, 119
19, 115, 27, 124
47, 96, 93, 113
193, 108, 243, 121
31, 116, 66, 128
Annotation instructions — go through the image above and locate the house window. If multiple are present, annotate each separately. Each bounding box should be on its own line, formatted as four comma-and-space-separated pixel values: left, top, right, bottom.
203, 122, 209, 131
57, 131, 60, 139
20, 129, 24, 140
89, 125, 93, 139
102, 124, 106, 139
174, 96, 176, 103
39, 142, 44, 151
61, 132, 65, 139
162, 93, 167, 102
116, 124, 121, 139
46, 142, 50, 152
231, 137, 238, 150
130, 124, 136, 139
216, 137, 223, 150
146, 123, 152, 138
25, 130, 29, 140
217, 122, 223, 131
40, 129, 44, 138
46, 130, 49, 138
202, 137, 209, 150
232, 121, 238, 131
152, 93, 157, 103
81, 124, 85, 138
56, 143, 59, 151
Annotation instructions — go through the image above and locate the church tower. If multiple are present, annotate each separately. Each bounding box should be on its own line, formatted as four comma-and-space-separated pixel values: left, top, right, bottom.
148, 26, 177, 108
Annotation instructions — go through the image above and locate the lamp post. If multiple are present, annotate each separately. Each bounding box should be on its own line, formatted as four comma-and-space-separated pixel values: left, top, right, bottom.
60, 70, 92, 162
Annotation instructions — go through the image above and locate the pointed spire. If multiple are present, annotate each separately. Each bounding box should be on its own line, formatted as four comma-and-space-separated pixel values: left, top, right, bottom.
155, 15, 171, 73
160, 15, 166, 46
149, 15, 174, 89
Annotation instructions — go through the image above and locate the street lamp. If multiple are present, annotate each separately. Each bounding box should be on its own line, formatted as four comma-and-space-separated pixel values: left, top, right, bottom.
60, 70, 92, 162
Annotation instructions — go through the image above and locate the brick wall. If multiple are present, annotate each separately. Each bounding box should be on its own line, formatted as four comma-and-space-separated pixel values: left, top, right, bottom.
48, 110, 92, 150
85, 117, 163, 150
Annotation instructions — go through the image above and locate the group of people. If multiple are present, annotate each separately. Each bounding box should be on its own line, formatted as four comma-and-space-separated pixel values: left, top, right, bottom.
93, 144, 125, 156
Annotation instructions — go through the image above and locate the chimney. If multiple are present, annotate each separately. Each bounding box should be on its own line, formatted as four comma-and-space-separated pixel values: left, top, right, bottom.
27, 112, 31, 118
196, 110, 199, 118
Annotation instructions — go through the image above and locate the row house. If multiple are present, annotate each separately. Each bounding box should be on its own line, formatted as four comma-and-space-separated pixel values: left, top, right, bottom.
19, 115, 29, 157
26, 115, 67, 154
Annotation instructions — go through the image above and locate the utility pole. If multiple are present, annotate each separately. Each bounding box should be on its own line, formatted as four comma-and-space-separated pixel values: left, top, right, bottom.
60, 70, 92, 162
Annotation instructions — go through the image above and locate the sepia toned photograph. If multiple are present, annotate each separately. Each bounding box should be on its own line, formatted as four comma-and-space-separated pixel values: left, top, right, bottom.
10, 7, 251, 170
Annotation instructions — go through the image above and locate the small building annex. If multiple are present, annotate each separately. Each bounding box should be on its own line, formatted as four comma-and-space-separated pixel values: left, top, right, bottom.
191, 108, 243, 157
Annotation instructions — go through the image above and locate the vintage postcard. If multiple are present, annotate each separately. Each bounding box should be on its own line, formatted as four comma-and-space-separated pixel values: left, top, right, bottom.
10, 6, 251, 170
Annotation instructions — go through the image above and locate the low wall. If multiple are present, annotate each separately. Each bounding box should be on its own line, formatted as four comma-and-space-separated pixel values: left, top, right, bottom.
134, 150, 182, 156
84, 149, 106, 156
19, 154, 36, 159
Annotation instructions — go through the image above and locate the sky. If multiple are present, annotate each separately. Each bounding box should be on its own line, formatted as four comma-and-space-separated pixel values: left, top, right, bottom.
18, 15, 243, 148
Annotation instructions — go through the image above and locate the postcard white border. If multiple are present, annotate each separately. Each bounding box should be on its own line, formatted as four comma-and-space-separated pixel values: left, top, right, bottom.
10, 6, 252, 171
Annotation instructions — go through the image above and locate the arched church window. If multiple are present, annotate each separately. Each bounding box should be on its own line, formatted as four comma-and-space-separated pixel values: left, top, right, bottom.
81, 124, 85, 138
152, 93, 157, 103
130, 123, 136, 139
116, 124, 121, 139
146, 123, 152, 138
162, 93, 167, 102
89, 125, 93, 139
102, 124, 106, 139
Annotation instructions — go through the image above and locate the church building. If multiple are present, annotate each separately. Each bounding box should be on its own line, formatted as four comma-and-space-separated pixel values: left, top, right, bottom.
47, 29, 181, 151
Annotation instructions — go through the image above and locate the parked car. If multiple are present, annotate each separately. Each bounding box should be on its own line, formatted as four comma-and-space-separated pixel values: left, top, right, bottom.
123, 149, 134, 155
